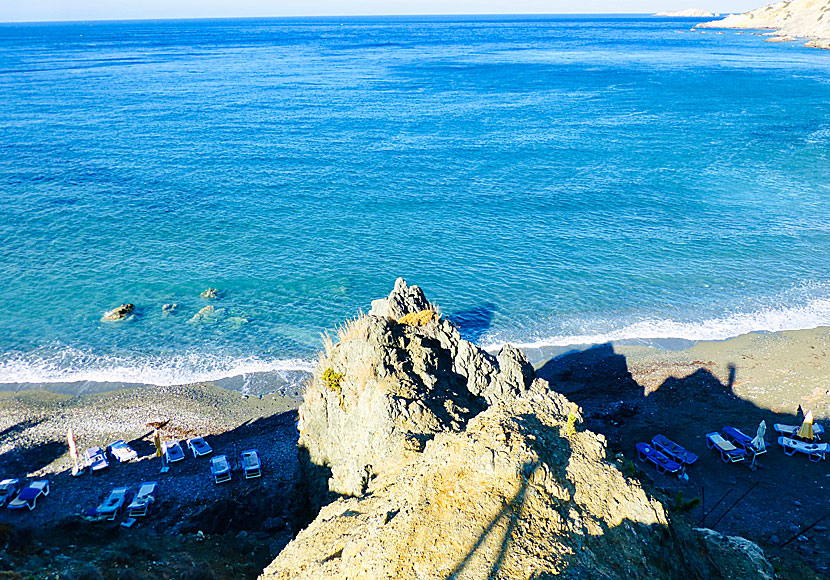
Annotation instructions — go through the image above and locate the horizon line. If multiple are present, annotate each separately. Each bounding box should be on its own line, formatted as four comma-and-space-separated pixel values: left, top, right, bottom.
0, 12, 725, 25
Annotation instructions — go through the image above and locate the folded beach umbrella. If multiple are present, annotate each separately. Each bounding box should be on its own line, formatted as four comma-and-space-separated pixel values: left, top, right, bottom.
751, 420, 766, 452
153, 429, 162, 457
797, 411, 814, 441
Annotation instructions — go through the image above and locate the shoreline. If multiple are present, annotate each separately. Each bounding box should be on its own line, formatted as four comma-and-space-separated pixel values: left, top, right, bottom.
1, 324, 829, 577
5, 324, 830, 403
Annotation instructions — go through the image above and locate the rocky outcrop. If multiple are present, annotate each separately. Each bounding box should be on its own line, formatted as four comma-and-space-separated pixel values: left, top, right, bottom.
299, 279, 546, 500
266, 280, 775, 580
699, 0, 830, 48
200, 287, 219, 299
101, 304, 134, 322
655, 8, 715, 16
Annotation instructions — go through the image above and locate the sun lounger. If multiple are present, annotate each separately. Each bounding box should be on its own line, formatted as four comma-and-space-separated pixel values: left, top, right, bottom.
163, 440, 185, 463
187, 436, 213, 458
241, 449, 261, 479
705, 432, 747, 463
777, 437, 830, 462
127, 482, 158, 517
7, 480, 50, 511
85, 446, 110, 472
211, 455, 231, 484
636, 442, 683, 475
651, 434, 698, 465
0, 479, 20, 507
774, 423, 824, 440
107, 440, 138, 463
97, 487, 129, 521
722, 426, 766, 455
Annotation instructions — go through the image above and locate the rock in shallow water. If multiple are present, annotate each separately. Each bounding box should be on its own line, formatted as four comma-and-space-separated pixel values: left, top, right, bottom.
101, 303, 134, 322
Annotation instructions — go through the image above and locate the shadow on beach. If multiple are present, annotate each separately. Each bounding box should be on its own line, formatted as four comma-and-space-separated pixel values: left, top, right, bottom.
536, 343, 830, 574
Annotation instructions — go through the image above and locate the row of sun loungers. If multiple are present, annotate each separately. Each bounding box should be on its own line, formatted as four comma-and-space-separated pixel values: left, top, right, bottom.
0, 479, 50, 511
211, 449, 262, 483
84, 440, 140, 473
638, 426, 770, 475
92, 482, 158, 521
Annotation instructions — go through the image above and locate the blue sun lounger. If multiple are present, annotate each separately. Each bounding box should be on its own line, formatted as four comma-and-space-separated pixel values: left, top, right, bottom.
722, 426, 766, 455
636, 442, 683, 475
651, 434, 698, 465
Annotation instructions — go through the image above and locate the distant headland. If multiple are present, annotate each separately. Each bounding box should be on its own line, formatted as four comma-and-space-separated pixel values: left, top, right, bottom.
699, 0, 830, 49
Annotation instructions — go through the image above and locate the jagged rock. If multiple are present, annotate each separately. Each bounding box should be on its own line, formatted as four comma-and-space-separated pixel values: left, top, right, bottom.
162, 303, 178, 315
267, 391, 770, 580
101, 304, 134, 322
270, 280, 775, 580
369, 277, 431, 320
299, 280, 548, 500
200, 287, 219, 299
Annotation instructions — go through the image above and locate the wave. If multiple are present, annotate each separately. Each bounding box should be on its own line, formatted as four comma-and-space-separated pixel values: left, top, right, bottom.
481, 297, 830, 352
0, 348, 315, 387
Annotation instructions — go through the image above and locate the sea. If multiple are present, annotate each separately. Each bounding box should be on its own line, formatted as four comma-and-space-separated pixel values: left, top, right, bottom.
1, 15, 829, 394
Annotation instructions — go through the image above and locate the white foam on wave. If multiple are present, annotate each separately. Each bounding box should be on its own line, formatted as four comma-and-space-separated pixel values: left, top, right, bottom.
481, 297, 830, 352
0, 348, 315, 386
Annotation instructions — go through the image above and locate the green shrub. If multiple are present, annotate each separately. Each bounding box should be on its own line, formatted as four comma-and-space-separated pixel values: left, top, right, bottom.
322, 368, 344, 393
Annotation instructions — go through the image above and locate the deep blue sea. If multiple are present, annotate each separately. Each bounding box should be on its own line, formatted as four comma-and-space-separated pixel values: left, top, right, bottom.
1, 15, 829, 392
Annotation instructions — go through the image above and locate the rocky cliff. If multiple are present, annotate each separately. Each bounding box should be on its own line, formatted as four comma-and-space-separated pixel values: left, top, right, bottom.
262, 279, 774, 580
699, 0, 830, 48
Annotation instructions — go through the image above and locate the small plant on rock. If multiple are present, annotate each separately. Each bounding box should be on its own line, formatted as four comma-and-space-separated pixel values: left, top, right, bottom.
322, 368, 344, 393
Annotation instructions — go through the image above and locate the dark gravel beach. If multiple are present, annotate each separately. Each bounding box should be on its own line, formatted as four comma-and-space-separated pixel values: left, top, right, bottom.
0, 384, 303, 579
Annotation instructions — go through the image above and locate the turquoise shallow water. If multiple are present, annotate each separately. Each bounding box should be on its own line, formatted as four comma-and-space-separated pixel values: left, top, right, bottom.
1, 15, 830, 390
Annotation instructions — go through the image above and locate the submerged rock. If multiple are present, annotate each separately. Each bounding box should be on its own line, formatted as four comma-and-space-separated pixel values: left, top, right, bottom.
162, 303, 178, 315
101, 304, 134, 322
264, 279, 774, 580
188, 305, 220, 324
200, 287, 219, 299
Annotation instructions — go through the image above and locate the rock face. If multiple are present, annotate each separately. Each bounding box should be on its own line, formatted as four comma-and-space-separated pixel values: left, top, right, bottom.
264, 280, 774, 580
299, 278, 546, 500
101, 304, 134, 322
699, 0, 830, 48
654, 8, 715, 16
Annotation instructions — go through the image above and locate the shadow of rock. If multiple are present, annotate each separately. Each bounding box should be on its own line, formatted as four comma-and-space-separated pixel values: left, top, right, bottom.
537, 343, 830, 576
446, 302, 496, 344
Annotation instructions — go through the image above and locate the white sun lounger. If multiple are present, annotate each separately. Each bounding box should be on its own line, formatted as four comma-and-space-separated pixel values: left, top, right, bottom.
0, 479, 20, 507
85, 446, 110, 472
107, 440, 138, 463
163, 440, 185, 463
7, 480, 50, 511
97, 487, 129, 521
774, 423, 824, 440
241, 449, 261, 479
187, 436, 213, 458
211, 455, 231, 484
127, 482, 158, 517
705, 432, 747, 463
777, 437, 829, 462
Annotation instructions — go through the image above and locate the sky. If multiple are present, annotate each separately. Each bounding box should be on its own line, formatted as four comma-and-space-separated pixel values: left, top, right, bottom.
0, 0, 766, 23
